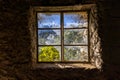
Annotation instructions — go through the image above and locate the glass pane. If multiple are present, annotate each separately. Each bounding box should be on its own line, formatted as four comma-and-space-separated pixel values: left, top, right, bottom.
38, 46, 61, 62
64, 12, 88, 28
64, 29, 88, 45
37, 13, 60, 28
38, 30, 61, 45
64, 46, 88, 61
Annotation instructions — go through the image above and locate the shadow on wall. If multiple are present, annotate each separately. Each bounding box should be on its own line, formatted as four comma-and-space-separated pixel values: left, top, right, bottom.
30, 0, 94, 6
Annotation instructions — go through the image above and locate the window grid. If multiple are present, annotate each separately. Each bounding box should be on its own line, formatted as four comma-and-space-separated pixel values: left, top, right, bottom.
37, 12, 89, 62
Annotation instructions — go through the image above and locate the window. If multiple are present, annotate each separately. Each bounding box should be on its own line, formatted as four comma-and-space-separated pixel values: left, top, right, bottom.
30, 5, 102, 68
37, 12, 89, 62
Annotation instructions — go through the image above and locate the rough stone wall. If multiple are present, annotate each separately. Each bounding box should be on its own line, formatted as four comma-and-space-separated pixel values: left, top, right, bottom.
97, 0, 120, 79
89, 6, 102, 68
97, 0, 120, 65
28, 7, 37, 67
0, 0, 120, 80
0, 0, 32, 80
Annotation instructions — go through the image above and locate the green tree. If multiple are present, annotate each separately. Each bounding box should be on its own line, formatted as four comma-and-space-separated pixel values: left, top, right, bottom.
64, 30, 83, 44
64, 47, 80, 61
38, 46, 60, 62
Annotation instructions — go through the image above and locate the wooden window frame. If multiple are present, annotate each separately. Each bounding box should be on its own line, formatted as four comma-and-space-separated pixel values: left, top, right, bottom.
30, 4, 99, 69
36, 11, 90, 63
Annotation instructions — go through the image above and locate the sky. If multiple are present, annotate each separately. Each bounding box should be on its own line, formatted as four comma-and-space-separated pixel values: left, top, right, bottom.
37, 13, 87, 28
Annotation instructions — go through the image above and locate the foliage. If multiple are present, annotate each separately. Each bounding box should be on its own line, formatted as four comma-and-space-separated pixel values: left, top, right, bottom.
64, 47, 80, 61
38, 46, 60, 62
64, 30, 84, 44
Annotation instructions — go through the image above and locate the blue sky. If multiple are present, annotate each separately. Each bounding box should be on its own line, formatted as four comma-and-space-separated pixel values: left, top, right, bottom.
37, 13, 87, 28
38, 13, 60, 28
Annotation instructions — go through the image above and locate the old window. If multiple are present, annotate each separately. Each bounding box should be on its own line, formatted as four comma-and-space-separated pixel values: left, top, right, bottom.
30, 4, 102, 69
37, 12, 89, 62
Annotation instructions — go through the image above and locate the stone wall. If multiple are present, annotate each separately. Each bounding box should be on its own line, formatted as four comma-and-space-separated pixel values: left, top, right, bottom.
0, 0, 32, 79
97, 0, 120, 79
89, 6, 102, 69
0, 0, 120, 80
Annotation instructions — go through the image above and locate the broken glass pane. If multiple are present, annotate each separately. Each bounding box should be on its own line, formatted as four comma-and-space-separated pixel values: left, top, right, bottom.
38, 30, 61, 45
37, 13, 60, 28
64, 12, 88, 28
64, 46, 88, 61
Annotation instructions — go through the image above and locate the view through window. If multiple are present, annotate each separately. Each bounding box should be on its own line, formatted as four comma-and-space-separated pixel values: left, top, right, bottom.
37, 12, 89, 62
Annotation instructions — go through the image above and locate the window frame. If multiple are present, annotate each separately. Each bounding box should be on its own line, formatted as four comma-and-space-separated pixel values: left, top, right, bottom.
36, 11, 90, 63
30, 4, 99, 69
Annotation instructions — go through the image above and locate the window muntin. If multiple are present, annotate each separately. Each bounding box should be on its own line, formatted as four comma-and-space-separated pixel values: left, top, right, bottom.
37, 12, 88, 62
